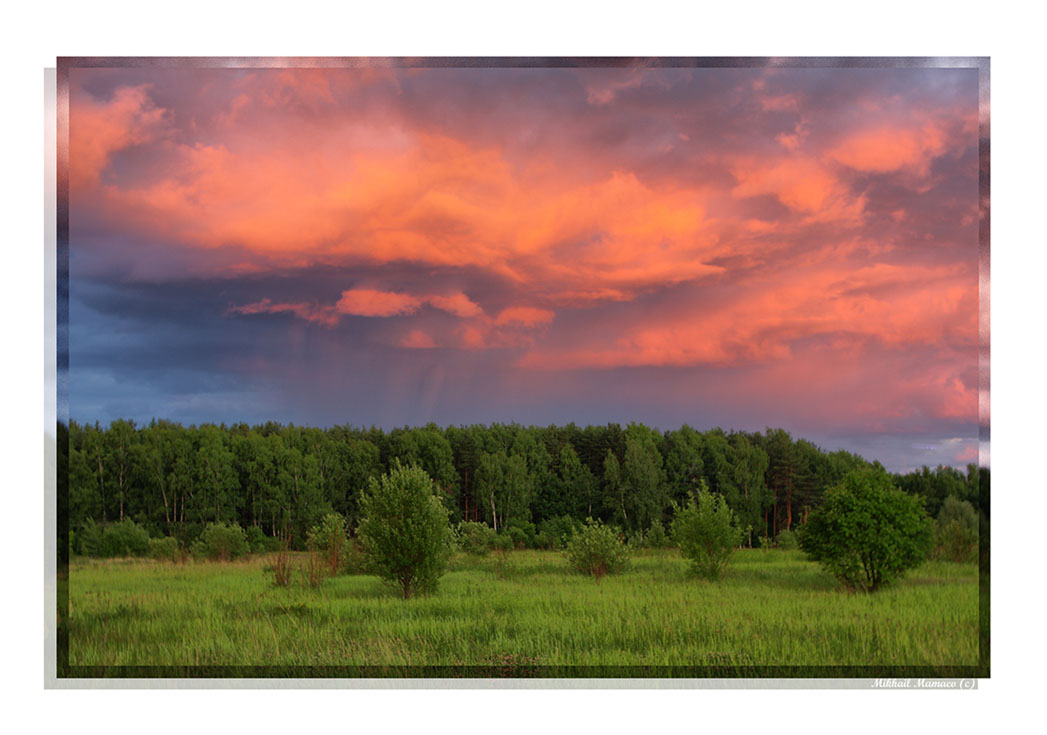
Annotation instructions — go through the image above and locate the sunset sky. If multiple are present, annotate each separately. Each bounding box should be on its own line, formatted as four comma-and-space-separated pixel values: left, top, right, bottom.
64, 62, 985, 471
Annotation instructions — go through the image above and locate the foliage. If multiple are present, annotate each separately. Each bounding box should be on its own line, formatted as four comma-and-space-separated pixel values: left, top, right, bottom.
775, 529, 798, 550
798, 469, 934, 591
65, 418, 979, 569
646, 518, 667, 549
457, 521, 497, 556
340, 539, 368, 575
356, 462, 454, 599
537, 515, 578, 550
505, 519, 537, 549
148, 536, 181, 562
758, 534, 773, 551
931, 496, 978, 563
244, 525, 269, 554
564, 519, 631, 580
190, 522, 249, 561
671, 485, 745, 579
307, 512, 348, 575
99, 519, 151, 558
76, 519, 104, 557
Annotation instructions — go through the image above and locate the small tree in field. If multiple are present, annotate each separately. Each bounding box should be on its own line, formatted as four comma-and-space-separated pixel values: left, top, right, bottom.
307, 513, 348, 575
799, 469, 933, 592
564, 519, 631, 580
672, 484, 744, 580
356, 462, 453, 599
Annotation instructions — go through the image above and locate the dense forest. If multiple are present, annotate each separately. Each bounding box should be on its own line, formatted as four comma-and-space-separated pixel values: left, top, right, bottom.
59, 419, 987, 550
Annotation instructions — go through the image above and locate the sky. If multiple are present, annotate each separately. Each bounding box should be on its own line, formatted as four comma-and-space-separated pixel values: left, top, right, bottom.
64, 62, 985, 472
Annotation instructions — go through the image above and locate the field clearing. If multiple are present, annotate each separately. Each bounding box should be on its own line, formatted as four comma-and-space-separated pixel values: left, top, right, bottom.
64, 549, 981, 671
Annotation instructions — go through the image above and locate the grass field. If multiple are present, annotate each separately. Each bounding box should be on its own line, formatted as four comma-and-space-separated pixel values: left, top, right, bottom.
64, 549, 981, 672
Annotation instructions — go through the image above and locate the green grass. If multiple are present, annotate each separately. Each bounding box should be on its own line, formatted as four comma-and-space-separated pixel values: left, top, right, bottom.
65, 549, 979, 671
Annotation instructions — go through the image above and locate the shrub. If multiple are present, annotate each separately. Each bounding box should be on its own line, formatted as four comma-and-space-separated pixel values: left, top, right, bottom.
505, 520, 537, 549
457, 521, 497, 556
268, 534, 293, 587
190, 522, 249, 562
646, 519, 667, 549
244, 525, 270, 554
627, 528, 646, 549
77, 519, 104, 557
307, 513, 348, 575
932, 496, 978, 563
672, 489, 744, 580
99, 519, 151, 558
537, 515, 578, 549
507, 525, 530, 549
758, 534, 773, 551
534, 531, 556, 550
799, 469, 933, 592
148, 536, 180, 562
775, 529, 798, 550
340, 539, 368, 575
564, 519, 631, 580
356, 462, 454, 599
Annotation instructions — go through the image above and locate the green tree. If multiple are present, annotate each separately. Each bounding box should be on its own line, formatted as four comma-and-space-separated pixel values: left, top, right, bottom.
621, 426, 668, 531
559, 443, 598, 518
356, 462, 453, 599
798, 469, 933, 592
671, 482, 745, 579
564, 518, 631, 579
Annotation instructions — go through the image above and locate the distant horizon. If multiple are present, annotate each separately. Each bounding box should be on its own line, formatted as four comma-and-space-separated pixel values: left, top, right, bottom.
61, 59, 987, 478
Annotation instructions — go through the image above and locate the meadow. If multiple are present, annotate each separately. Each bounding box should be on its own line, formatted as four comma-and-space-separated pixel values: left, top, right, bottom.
64, 549, 981, 674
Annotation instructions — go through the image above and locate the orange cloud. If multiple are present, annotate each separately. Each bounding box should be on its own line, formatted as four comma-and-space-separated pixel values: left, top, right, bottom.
828, 122, 948, 175
428, 293, 483, 318
519, 262, 976, 373
400, 329, 438, 349
495, 306, 555, 327
335, 289, 422, 317
69, 84, 169, 189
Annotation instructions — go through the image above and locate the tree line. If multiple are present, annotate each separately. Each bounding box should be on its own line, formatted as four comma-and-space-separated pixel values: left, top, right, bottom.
59, 419, 986, 550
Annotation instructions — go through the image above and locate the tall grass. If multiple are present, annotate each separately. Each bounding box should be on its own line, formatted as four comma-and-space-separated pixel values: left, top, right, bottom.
66, 549, 979, 669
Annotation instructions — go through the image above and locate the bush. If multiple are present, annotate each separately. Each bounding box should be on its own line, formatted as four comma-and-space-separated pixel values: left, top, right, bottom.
534, 531, 556, 550
340, 539, 368, 575
190, 522, 249, 562
457, 521, 497, 556
672, 489, 744, 580
932, 496, 978, 563
646, 519, 667, 549
775, 529, 798, 550
244, 525, 270, 554
307, 513, 348, 575
799, 469, 933, 592
537, 515, 578, 550
77, 519, 104, 557
148, 536, 180, 562
505, 520, 537, 549
564, 519, 631, 580
507, 525, 530, 549
99, 519, 151, 558
758, 534, 773, 551
356, 462, 454, 599
626, 528, 646, 549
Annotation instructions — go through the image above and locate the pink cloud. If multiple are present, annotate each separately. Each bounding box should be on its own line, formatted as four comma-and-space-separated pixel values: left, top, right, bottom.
495, 306, 555, 327
428, 292, 483, 318
400, 329, 438, 349
335, 289, 422, 317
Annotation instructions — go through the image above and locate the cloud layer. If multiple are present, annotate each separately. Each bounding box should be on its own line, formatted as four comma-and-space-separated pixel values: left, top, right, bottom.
66, 64, 983, 470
